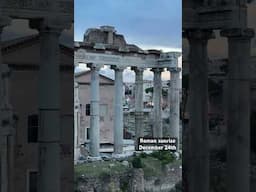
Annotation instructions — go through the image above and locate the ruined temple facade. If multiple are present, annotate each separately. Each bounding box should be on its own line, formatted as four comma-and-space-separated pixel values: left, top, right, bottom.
74, 26, 181, 159
183, 0, 255, 192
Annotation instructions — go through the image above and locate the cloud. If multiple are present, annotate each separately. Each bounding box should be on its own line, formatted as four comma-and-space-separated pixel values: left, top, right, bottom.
75, 0, 181, 49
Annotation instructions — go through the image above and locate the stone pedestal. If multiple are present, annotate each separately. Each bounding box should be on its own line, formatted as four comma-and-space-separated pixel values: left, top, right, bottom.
185, 29, 213, 192
221, 28, 254, 192
168, 67, 181, 150
132, 67, 144, 150
111, 66, 125, 154
87, 63, 101, 157
151, 68, 163, 137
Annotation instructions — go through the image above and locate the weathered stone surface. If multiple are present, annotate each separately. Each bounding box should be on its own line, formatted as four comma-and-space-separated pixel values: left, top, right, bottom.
129, 169, 145, 192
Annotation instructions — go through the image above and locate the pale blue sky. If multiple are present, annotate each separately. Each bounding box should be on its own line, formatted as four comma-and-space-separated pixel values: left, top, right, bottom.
75, 0, 181, 51
75, 0, 182, 82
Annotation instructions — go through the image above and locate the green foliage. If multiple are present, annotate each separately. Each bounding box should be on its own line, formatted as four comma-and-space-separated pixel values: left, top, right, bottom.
162, 89, 168, 97
145, 87, 153, 94
144, 87, 168, 96
99, 171, 111, 180
131, 156, 143, 168
120, 180, 129, 192
139, 152, 147, 158
150, 151, 175, 165
74, 161, 128, 178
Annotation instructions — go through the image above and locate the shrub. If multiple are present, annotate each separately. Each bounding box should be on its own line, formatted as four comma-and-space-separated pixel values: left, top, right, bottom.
131, 157, 143, 168
139, 152, 147, 158
150, 151, 175, 165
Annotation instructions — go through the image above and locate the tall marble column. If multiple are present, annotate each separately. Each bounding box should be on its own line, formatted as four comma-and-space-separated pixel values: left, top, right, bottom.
87, 63, 101, 157
221, 28, 254, 192
151, 68, 163, 137
0, 16, 11, 192
111, 66, 125, 154
74, 82, 80, 162
185, 29, 213, 192
132, 67, 144, 150
30, 18, 67, 192
168, 67, 181, 150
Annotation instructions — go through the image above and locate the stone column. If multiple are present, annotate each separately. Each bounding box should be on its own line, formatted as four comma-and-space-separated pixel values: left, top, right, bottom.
87, 63, 101, 157
168, 67, 181, 150
30, 18, 67, 192
0, 65, 14, 192
132, 67, 144, 150
0, 16, 11, 192
185, 30, 213, 192
221, 28, 254, 192
111, 66, 125, 154
151, 68, 163, 137
74, 82, 80, 162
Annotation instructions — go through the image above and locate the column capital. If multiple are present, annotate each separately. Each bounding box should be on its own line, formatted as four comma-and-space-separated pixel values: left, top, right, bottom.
168, 67, 181, 73
183, 29, 215, 41
87, 63, 102, 71
29, 17, 71, 35
131, 66, 144, 73
0, 16, 11, 33
111, 65, 126, 72
151, 67, 164, 73
220, 28, 255, 39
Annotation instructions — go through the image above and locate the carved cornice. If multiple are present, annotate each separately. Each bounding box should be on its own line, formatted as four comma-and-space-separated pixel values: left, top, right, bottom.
183, 30, 215, 40
0, 0, 73, 20
183, 1, 248, 30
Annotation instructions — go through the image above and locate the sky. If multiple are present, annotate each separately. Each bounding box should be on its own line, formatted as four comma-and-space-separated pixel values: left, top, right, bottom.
75, 0, 182, 82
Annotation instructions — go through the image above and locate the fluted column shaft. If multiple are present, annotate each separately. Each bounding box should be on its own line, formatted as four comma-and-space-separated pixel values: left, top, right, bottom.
221, 28, 254, 192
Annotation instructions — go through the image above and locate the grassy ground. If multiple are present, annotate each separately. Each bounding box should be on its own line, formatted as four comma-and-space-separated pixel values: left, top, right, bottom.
141, 156, 163, 178
75, 161, 129, 179
75, 151, 181, 179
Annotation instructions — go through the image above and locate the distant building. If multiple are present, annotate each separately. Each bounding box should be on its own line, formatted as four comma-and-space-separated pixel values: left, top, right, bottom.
74, 71, 115, 159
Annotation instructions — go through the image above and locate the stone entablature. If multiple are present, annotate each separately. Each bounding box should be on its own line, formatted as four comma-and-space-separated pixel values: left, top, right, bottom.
0, 0, 73, 20
183, 0, 255, 29
75, 46, 180, 69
